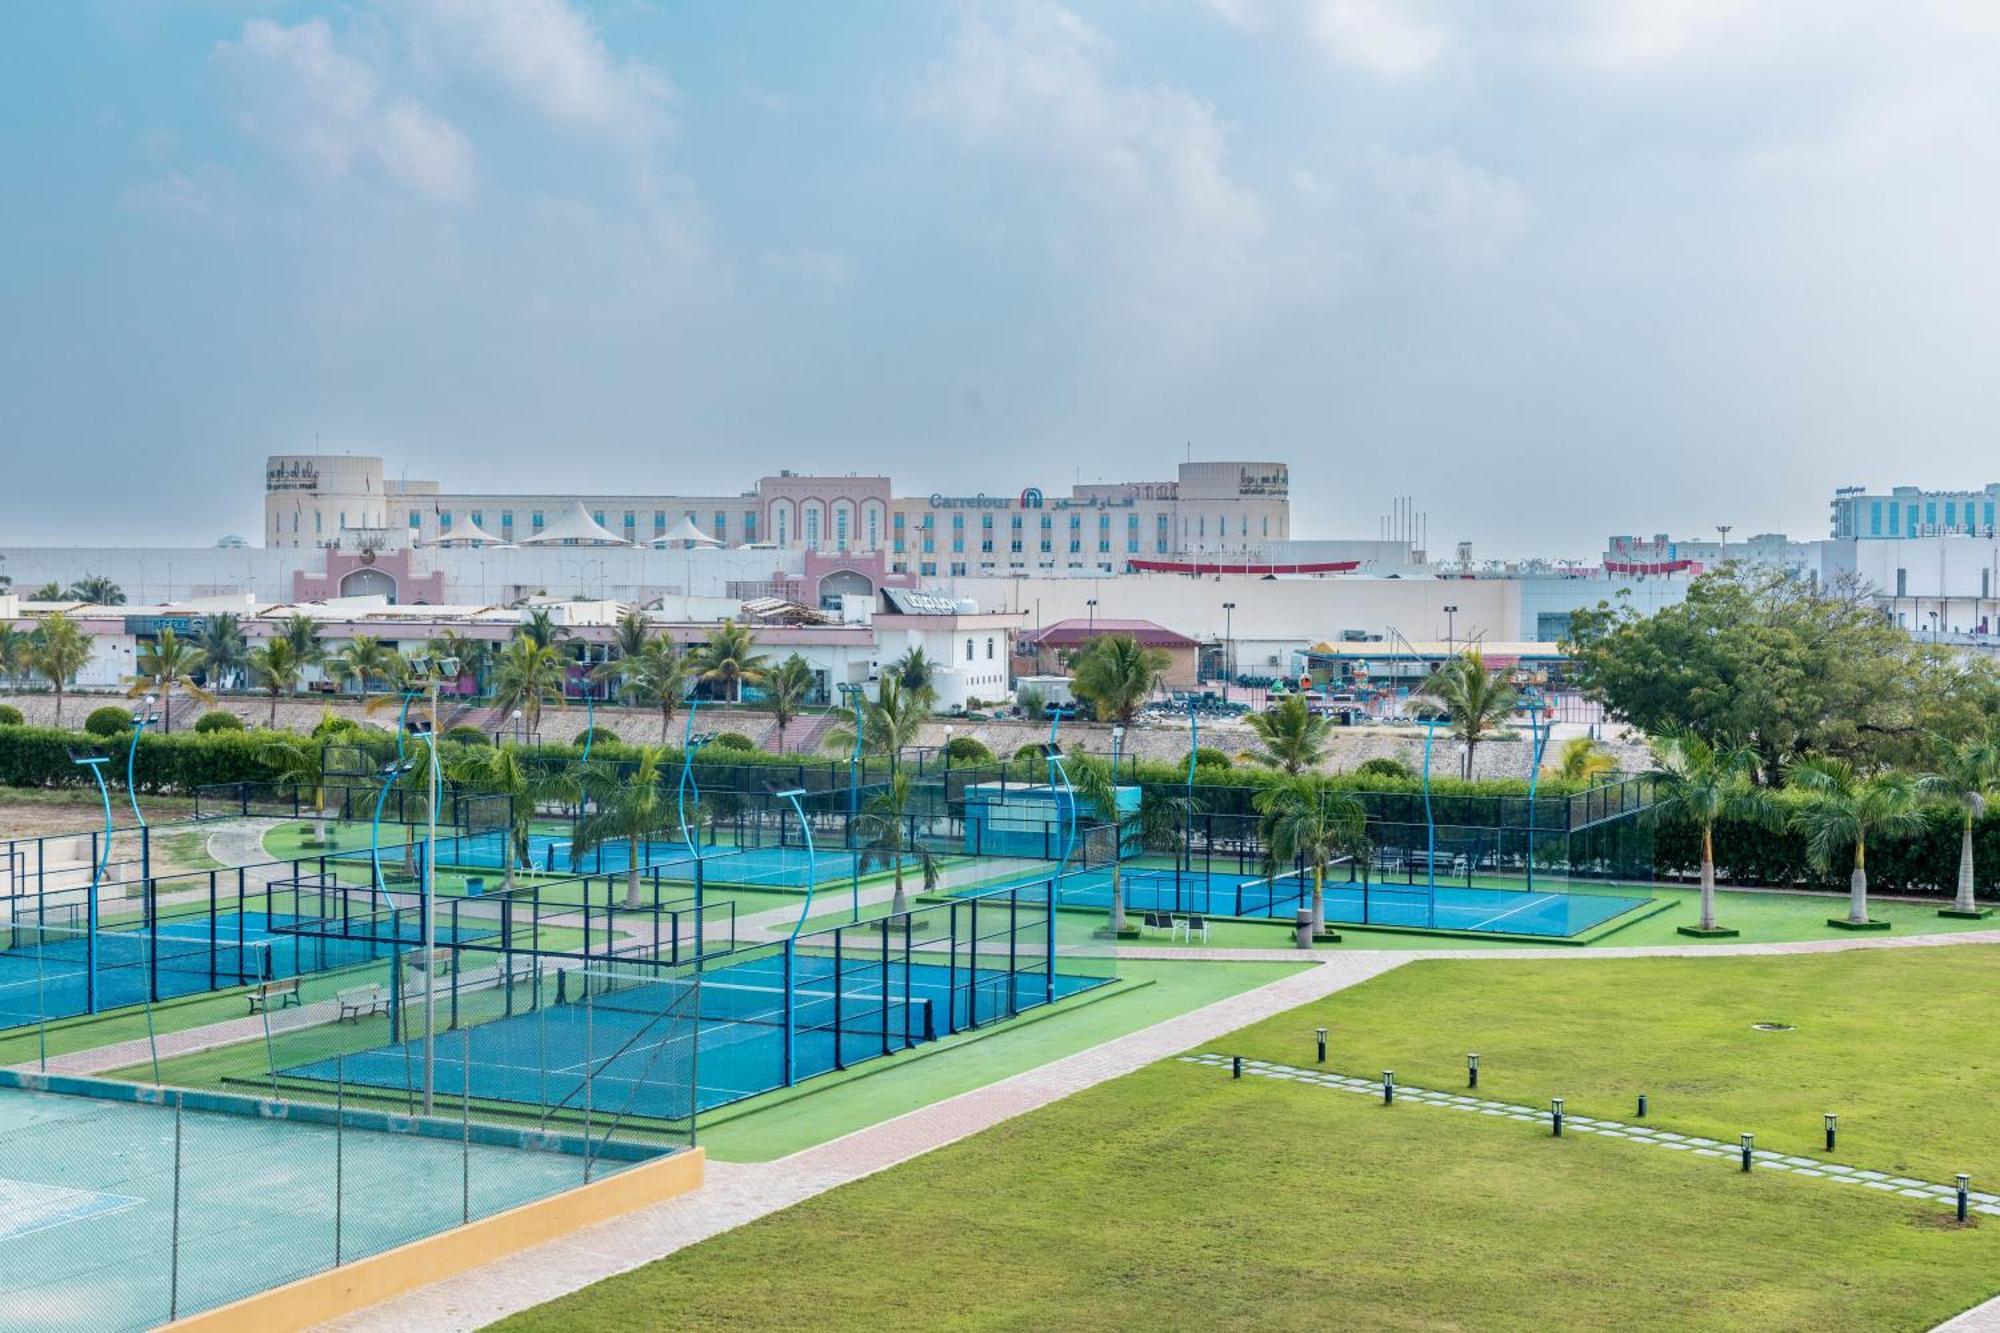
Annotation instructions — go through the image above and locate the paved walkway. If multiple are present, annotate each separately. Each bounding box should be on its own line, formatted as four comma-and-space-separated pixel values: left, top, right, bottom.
319, 926, 2000, 1332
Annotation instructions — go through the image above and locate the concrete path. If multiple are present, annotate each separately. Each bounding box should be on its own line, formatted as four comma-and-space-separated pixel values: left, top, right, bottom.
318, 926, 2000, 1332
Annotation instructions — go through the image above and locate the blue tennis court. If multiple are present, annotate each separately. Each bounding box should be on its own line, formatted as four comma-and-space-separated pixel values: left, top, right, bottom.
283, 952, 1110, 1115
973, 864, 1652, 938
346, 831, 909, 890
0, 910, 449, 1030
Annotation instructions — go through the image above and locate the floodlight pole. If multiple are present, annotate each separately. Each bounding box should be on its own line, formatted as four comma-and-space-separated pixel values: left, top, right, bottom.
421, 668, 443, 1116
376, 689, 420, 1051
776, 789, 814, 940
837, 682, 865, 920
70, 753, 113, 1015
1421, 712, 1439, 901
1185, 701, 1198, 877
1524, 698, 1553, 892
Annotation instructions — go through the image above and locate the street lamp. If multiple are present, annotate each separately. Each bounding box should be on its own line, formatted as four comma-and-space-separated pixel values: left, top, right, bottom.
511, 708, 524, 746
836, 681, 866, 919
1086, 598, 1098, 635
1443, 605, 1458, 654
1221, 602, 1236, 702
942, 724, 954, 773
1715, 525, 1732, 564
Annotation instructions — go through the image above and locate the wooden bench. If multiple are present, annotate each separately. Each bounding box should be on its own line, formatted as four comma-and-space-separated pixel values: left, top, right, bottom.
336, 985, 389, 1022
246, 977, 300, 1014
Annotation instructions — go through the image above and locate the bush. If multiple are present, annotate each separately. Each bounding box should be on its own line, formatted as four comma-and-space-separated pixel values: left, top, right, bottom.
312, 711, 362, 739
194, 711, 244, 733
84, 706, 132, 737
1190, 747, 1231, 771
579, 726, 620, 747
1014, 743, 1051, 763
445, 726, 491, 746
1356, 757, 1415, 780
942, 735, 993, 763
709, 731, 758, 751
0, 706, 21, 727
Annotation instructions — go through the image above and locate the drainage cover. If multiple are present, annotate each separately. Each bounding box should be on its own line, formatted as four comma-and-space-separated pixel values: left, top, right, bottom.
1751, 1022, 1795, 1032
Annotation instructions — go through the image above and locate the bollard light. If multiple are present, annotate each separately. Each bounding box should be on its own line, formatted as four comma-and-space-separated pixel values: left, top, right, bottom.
1824, 1113, 1837, 1154
1740, 1133, 1754, 1173
1316, 1027, 1328, 1064
1383, 1070, 1395, 1106
1552, 1098, 1565, 1137
1468, 1053, 1480, 1089
1959, 1174, 1971, 1225
1232, 1055, 1242, 1080
1637, 1093, 1648, 1119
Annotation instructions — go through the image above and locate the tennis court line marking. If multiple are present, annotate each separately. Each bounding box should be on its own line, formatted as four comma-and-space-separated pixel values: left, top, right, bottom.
1463, 891, 1563, 932
1184, 1055, 2000, 1216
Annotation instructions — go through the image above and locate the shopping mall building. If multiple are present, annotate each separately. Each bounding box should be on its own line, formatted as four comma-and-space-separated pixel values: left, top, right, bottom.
264, 454, 1293, 578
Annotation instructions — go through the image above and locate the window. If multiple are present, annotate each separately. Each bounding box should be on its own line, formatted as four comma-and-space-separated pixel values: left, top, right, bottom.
1069, 539, 1081, 553
980, 539, 993, 553
777, 510, 789, 545
623, 511, 636, 531
471, 510, 483, 529
806, 510, 820, 548
532, 510, 545, 532
744, 512, 757, 540
923, 536, 935, 553
655, 510, 667, 533
867, 510, 878, 547
314, 511, 323, 534
952, 537, 964, 553
592, 510, 606, 526
1988, 502, 1996, 532
950, 561, 966, 576
714, 512, 726, 538
986, 637, 995, 660
1889, 504, 1899, 535
953, 514, 965, 530
439, 511, 452, 529
1896, 568, 1908, 597
1262, 516, 1269, 537
338, 512, 347, 529
409, 510, 421, 528
920, 561, 937, 576
1041, 514, 1052, 530
1947, 501, 1958, 529
1927, 501, 1938, 529
981, 514, 993, 530
1039, 539, 1051, 553
1870, 502, 1881, 536
1011, 515, 1022, 531
966, 639, 975, 662
923, 514, 935, 529
836, 510, 848, 550
1010, 539, 1023, 553
1127, 538, 1139, 553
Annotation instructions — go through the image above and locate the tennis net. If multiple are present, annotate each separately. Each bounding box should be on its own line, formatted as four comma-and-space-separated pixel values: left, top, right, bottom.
565, 970, 935, 1043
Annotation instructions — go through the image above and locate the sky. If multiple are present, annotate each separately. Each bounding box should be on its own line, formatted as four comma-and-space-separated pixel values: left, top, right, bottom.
3, 1, 1999, 558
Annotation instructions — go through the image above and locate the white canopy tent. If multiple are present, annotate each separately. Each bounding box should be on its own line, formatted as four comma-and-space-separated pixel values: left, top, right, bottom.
518, 501, 629, 546
651, 515, 721, 548
429, 517, 503, 547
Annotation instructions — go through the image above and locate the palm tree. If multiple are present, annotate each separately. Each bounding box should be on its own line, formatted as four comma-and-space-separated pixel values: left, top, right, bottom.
1786, 757, 1927, 926
245, 639, 303, 728
0, 626, 33, 689
765, 653, 817, 752
30, 582, 62, 601
1068, 634, 1170, 727
1646, 733, 1770, 933
63, 575, 124, 605
589, 610, 653, 703
128, 627, 212, 734
690, 619, 768, 702
28, 612, 94, 726
449, 743, 576, 893
491, 636, 567, 739
1067, 754, 1198, 933
1555, 736, 1617, 782
279, 613, 324, 660
855, 771, 940, 917
1410, 649, 1518, 779
1920, 729, 2000, 916
261, 734, 336, 844
826, 676, 926, 770
518, 608, 569, 650
199, 613, 249, 691
888, 647, 938, 707
1245, 695, 1330, 775
614, 634, 690, 742
1255, 779, 1366, 936
327, 636, 401, 700
573, 747, 672, 908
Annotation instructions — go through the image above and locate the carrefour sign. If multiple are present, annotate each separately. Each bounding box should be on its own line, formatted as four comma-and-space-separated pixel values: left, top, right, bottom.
927, 493, 1016, 510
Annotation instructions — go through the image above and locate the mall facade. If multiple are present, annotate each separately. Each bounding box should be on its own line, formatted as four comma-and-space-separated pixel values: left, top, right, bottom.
263, 455, 1292, 576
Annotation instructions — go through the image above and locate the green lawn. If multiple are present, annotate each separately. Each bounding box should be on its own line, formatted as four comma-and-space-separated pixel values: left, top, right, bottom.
1221, 946, 2000, 1186
501, 1055, 2000, 1332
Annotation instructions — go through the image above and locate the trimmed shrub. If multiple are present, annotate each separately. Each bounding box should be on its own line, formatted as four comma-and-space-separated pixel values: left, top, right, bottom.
1190, 747, 1232, 770
579, 726, 620, 747
709, 731, 758, 751
1014, 743, 1051, 763
0, 706, 22, 727
193, 711, 244, 734
445, 726, 491, 746
84, 706, 132, 737
312, 712, 363, 739
1355, 756, 1414, 780
942, 735, 993, 763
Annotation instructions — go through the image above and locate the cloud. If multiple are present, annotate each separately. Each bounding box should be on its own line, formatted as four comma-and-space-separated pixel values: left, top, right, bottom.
1207, 0, 1446, 77
915, 2, 1273, 356
213, 17, 474, 201
396, 0, 672, 143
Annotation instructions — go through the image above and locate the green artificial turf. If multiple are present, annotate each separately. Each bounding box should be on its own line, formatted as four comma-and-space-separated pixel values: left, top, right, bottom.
499, 1057, 2000, 1333
1220, 946, 2000, 1186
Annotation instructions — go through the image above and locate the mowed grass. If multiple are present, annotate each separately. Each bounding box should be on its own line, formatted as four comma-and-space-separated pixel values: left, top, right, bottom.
1222, 946, 2000, 1185
498, 1056, 2000, 1333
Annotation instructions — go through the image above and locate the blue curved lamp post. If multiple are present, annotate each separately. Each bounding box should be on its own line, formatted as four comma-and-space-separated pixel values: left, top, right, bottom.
775, 788, 815, 941
127, 693, 158, 888
1044, 706, 1078, 895
836, 682, 865, 919
1184, 701, 1199, 880
1421, 711, 1439, 925
676, 700, 709, 864
369, 689, 422, 902
1523, 695, 1553, 892
68, 750, 114, 1014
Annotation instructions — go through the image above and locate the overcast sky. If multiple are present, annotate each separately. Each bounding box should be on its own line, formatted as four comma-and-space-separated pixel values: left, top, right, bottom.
4, 1, 1999, 557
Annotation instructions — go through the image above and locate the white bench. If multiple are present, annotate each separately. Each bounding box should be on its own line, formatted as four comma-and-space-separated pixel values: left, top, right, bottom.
247, 977, 300, 1014
336, 985, 389, 1022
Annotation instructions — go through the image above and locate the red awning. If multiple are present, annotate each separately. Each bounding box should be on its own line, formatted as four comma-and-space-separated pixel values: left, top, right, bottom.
1126, 558, 1361, 575
1603, 559, 1700, 575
